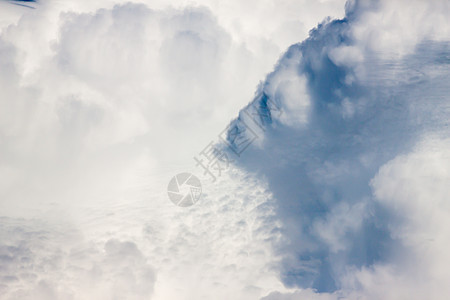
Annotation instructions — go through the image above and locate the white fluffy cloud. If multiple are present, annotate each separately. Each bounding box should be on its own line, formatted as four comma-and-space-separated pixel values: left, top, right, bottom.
357, 137, 450, 299
0, 0, 346, 299
224, 0, 450, 298
2, 0, 449, 299
0, 217, 156, 300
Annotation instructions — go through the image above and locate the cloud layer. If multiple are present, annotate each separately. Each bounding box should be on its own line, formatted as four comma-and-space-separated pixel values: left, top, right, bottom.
0, 0, 345, 299
225, 0, 450, 298
1, 0, 450, 299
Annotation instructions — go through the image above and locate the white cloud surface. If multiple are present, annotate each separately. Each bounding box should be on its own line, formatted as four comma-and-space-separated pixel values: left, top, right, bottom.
1, 0, 450, 299
1, 0, 345, 299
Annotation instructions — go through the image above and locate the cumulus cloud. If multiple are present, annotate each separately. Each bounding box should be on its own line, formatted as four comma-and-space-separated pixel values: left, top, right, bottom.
223, 0, 450, 297
0, 218, 156, 299
0, 2, 259, 215
0, 0, 347, 299
2, 0, 449, 299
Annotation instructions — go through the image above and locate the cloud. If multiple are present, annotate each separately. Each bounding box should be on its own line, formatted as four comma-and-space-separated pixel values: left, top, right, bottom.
2, 0, 449, 299
0, 3, 242, 215
355, 137, 450, 299
262, 289, 336, 300
0, 217, 156, 300
221, 0, 450, 297
0, 0, 344, 181
1, 1, 349, 299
